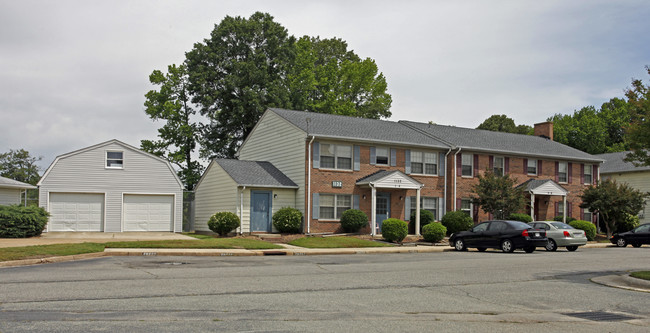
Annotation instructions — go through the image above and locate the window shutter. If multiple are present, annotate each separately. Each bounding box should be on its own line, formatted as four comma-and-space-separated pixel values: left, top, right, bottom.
312, 193, 319, 219
489, 155, 494, 170
456, 198, 462, 211
370, 147, 376, 165
554, 202, 558, 217
456, 153, 462, 176
353, 194, 360, 210
313, 142, 320, 169
404, 196, 411, 220
473, 154, 479, 177
568, 163, 573, 183
438, 152, 445, 175
593, 165, 598, 184
538, 160, 543, 176
390, 148, 397, 166
580, 207, 584, 220
505, 157, 510, 174
353, 145, 360, 171
555, 162, 559, 182
438, 197, 444, 220
473, 204, 479, 222
523, 158, 528, 173
405, 150, 411, 174
580, 164, 584, 184
567, 202, 572, 218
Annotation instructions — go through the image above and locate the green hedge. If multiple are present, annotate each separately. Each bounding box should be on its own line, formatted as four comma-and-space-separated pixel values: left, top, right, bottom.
508, 213, 532, 223
554, 216, 576, 223
272, 207, 303, 233
410, 210, 435, 229
381, 218, 408, 243
207, 212, 240, 236
0, 205, 49, 238
617, 213, 639, 233
569, 220, 597, 241
340, 209, 368, 233
422, 222, 447, 243
441, 211, 473, 235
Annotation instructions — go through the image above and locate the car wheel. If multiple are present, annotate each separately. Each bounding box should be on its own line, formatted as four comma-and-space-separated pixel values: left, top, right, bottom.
454, 239, 467, 251
566, 246, 578, 251
632, 243, 642, 248
501, 239, 515, 253
545, 239, 557, 252
477, 247, 486, 252
524, 246, 535, 253
616, 238, 627, 247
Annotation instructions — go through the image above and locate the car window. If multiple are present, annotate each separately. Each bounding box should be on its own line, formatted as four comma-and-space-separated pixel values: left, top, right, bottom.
489, 221, 508, 231
507, 221, 531, 230
635, 224, 650, 233
537, 223, 550, 230
550, 222, 573, 230
472, 223, 489, 232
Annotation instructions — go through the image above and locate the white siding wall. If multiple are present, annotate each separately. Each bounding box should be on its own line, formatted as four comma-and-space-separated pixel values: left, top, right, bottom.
241, 187, 297, 233
239, 111, 306, 213
39, 142, 183, 232
194, 163, 238, 232
604, 171, 650, 224
0, 188, 21, 205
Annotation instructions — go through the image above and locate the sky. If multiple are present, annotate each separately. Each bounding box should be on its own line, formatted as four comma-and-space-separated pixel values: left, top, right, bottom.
1, 0, 649, 171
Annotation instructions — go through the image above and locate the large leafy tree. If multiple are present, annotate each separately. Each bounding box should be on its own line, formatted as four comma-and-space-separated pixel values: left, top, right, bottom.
472, 170, 526, 219
0, 149, 41, 185
476, 114, 532, 135
141, 64, 203, 190
624, 66, 650, 165
580, 179, 648, 238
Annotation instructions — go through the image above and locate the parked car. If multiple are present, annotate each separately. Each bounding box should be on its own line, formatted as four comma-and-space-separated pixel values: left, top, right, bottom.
610, 223, 650, 248
528, 221, 587, 251
449, 220, 547, 253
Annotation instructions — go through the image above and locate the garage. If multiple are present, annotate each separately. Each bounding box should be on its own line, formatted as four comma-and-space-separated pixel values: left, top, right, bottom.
49, 193, 104, 231
123, 194, 174, 231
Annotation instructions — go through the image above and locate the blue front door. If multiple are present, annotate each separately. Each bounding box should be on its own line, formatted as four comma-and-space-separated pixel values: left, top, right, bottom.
376, 193, 390, 234
251, 191, 272, 232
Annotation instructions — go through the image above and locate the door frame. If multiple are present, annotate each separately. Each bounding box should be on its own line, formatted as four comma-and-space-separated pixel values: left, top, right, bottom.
250, 190, 272, 232
375, 192, 391, 234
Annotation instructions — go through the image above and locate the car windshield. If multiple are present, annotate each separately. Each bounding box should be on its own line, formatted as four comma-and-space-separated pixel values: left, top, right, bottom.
507, 221, 532, 230
550, 222, 574, 229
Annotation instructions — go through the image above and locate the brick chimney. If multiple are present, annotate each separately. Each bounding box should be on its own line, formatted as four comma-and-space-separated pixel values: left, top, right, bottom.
534, 122, 553, 141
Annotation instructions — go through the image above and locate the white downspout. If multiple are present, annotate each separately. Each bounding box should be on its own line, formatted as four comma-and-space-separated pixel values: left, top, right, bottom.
239, 186, 246, 235
453, 147, 462, 210
443, 148, 452, 217
307, 136, 315, 234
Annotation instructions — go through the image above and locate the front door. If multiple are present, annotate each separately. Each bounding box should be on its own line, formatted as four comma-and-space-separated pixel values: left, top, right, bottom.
376, 193, 390, 234
251, 191, 272, 232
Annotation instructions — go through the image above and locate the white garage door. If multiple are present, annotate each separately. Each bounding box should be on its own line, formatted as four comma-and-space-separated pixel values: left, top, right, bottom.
123, 194, 174, 231
49, 193, 104, 231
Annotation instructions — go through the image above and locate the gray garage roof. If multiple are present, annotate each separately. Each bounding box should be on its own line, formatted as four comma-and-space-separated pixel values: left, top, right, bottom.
596, 151, 650, 174
214, 159, 298, 188
400, 120, 602, 163
269, 108, 449, 149
0, 176, 37, 189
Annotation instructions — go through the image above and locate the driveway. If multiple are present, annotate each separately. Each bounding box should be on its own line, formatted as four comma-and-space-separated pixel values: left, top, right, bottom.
0, 232, 195, 248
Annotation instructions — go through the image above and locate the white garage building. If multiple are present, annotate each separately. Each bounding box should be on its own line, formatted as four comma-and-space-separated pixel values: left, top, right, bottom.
38, 140, 184, 232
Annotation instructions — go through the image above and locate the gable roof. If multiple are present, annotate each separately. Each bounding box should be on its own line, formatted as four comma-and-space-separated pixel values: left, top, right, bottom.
356, 170, 423, 189
596, 151, 650, 174
400, 120, 602, 163
37, 139, 184, 188
0, 176, 37, 189
516, 179, 568, 196
214, 159, 298, 188
268, 108, 449, 149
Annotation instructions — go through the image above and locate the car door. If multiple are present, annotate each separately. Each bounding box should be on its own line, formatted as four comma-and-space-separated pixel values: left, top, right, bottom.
631, 224, 650, 245
465, 222, 490, 247
484, 221, 508, 248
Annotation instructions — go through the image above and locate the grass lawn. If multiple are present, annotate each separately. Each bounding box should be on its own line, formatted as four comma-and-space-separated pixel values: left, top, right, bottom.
0, 243, 106, 262
630, 271, 650, 281
288, 236, 393, 248
182, 233, 215, 240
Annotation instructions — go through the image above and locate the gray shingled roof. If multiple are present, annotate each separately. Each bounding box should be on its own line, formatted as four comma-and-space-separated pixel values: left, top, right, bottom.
0, 176, 37, 189
596, 151, 650, 174
400, 120, 602, 162
269, 108, 449, 149
516, 179, 558, 191
214, 159, 298, 188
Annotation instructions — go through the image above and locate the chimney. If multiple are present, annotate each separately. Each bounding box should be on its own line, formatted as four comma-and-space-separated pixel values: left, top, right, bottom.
534, 121, 553, 141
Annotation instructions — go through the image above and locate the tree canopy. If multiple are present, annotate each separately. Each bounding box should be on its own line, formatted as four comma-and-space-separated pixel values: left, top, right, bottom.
0, 149, 41, 185
472, 170, 526, 220
624, 66, 650, 166
476, 114, 532, 135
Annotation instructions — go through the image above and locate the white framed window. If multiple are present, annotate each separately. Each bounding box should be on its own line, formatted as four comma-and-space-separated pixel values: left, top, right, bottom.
106, 151, 123, 169
493, 156, 504, 176
460, 199, 472, 217
320, 144, 352, 170
527, 159, 537, 175
411, 151, 438, 175
558, 162, 568, 183
375, 147, 389, 165
461, 154, 473, 177
557, 201, 564, 215
319, 194, 351, 220
584, 164, 592, 184
583, 208, 592, 222
410, 196, 438, 218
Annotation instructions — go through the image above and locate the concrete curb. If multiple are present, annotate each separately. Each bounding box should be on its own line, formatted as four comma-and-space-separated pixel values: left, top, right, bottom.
0, 252, 107, 268
591, 274, 650, 293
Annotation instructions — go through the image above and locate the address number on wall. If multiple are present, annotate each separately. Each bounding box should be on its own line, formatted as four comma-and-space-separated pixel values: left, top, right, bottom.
332, 181, 343, 188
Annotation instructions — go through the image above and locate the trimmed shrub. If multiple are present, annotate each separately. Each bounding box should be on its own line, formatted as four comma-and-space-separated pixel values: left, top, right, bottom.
340, 209, 368, 233
569, 220, 597, 241
617, 213, 639, 233
508, 213, 532, 223
441, 211, 473, 236
272, 207, 303, 233
422, 222, 447, 243
0, 204, 49, 238
553, 216, 576, 223
410, 209, 436, 230
207, 212, 240, 236
381, 218, 408, 243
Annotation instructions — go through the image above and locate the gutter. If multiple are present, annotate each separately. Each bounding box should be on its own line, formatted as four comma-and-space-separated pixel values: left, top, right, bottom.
239, 186, 246, 235
453, 147, 461, 210
443, 147, 452, 216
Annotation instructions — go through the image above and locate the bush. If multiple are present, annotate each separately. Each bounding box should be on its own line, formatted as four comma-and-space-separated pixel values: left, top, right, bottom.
410, 209, 435, 230
508, 213, 532, 223
340, 209, 368, 233
553, 216, 576, 223
207, 212, 240, 236
272, 207, 303, 233
441, 211, 473, 235
381, 218, 408, 243
0, 204, 49, 238
422, 222, 447, 243
569, 220, 597, 241
617, 213, 639, 233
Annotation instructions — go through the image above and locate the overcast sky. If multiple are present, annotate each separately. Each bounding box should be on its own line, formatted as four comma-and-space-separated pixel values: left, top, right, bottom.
1, 0, 649, 171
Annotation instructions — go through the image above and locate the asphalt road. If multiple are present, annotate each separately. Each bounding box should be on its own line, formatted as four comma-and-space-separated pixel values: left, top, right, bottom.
0, 247, 649, 332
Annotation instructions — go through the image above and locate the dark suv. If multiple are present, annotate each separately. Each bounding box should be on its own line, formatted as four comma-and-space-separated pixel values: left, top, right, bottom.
449, 220, 547, 253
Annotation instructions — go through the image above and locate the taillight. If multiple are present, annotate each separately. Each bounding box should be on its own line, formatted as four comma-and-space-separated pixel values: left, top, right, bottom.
522, 229, 529, 237
563, 231, 571, 237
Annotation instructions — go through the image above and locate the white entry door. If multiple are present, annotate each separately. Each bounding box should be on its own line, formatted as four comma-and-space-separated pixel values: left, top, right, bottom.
49, 193, 104, 231
123, 194, 174, 231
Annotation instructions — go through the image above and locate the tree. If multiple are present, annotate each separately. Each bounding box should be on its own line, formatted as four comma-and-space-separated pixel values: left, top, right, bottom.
0, 149, 41, 185
624, 66, 650, 166
472, 170, 526, 220
579, 179, 649, 238
476, 115, 531, 135
141, 64, 203, 190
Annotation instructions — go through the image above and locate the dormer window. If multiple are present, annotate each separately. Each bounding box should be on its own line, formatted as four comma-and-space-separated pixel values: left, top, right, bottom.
106, 151, 123, 169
